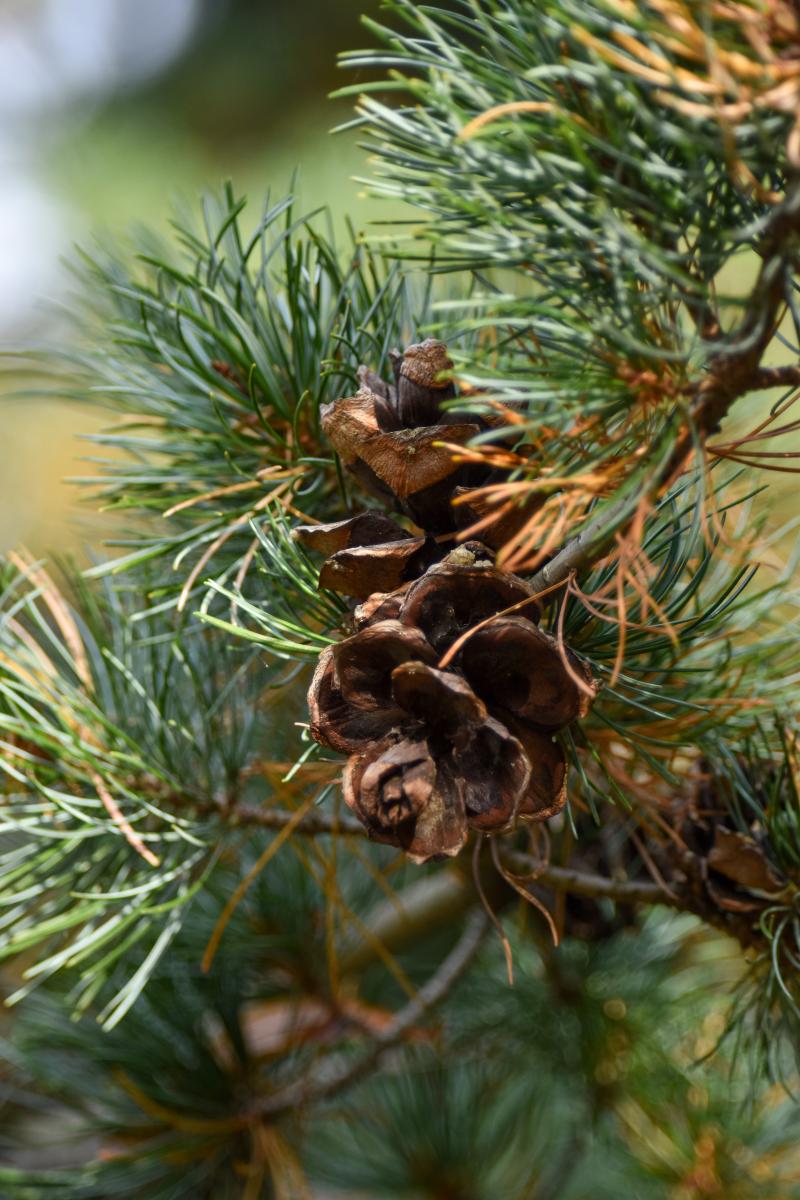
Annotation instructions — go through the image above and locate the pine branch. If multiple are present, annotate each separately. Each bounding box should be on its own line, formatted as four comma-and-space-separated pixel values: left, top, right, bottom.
338, 0, 800, 607
229, 802, 364, 836
749, 365, 800, 391
0, 558, 270, 1022
250, 909, 489, 1117
230, 802, 671, 907
501, 849, 672, 909
528, 176, 800, 595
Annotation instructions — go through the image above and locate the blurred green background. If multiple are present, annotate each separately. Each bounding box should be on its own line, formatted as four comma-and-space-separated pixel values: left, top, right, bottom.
0, 0, 388, 554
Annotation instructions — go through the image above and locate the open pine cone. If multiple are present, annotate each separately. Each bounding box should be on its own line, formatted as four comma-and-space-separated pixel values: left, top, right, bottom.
307, 546, 596, 863
321, 339, 519, 537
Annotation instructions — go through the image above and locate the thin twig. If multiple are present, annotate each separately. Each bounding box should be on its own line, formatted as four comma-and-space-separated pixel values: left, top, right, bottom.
501, 848, 677, 908
251, 909, 489, 1117
228, 808, 679, 907
748, 365, 800, 391
228, 803, 365, 837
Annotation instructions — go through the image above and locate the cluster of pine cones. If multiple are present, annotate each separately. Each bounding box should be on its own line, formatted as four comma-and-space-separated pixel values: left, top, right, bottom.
296, 340, 596, 863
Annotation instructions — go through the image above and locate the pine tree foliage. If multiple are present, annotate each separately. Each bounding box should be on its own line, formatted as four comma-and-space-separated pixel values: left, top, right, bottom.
3, 1, 800, 1195
54, 187, 434, 609
0, 557, 267, 1026
340, 0, 800, 550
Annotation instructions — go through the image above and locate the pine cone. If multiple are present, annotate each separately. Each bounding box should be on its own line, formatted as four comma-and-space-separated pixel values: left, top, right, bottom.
307, 547, 596, 863
321, 339, 540, 539
659, 760, 786, 940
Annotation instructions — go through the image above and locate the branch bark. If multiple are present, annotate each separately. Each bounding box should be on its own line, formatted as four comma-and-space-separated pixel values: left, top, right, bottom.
229, 802, 364, 837
500, 848, 678, 908
222, 809, 752, 944
748, 365, 800, 391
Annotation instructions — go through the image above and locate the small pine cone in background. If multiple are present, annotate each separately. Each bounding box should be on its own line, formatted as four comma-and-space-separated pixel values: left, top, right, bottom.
307, 545, 596, 863
320, 339, 543, 541
658, 760, 786, 939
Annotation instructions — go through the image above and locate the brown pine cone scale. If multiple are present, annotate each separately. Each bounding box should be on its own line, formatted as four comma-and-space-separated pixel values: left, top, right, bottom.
294, 511, 430, 601
323, 340, 488, 534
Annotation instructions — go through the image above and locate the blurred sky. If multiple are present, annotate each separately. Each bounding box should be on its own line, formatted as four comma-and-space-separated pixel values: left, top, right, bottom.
0, 0, 386, 551
0, 0, 202, 333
